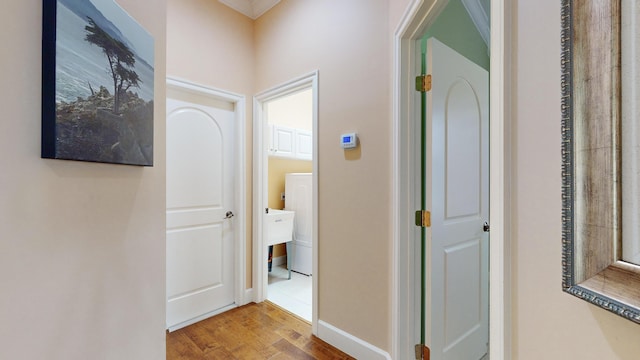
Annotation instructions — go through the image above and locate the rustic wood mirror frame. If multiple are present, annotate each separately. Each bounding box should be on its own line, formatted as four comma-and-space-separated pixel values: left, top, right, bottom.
562, 0, 640, 324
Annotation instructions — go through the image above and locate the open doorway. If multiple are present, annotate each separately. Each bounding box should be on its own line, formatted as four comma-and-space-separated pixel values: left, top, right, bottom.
253, 71, 319, 330
264, 88, 313, 321
394, 0, 511, 359
417, 2, 491, 358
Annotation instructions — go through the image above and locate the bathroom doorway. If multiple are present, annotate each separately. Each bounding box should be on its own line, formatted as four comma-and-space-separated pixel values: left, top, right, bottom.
253, 72, 319, 330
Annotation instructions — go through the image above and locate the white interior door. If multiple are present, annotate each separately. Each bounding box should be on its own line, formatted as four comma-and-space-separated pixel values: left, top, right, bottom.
426, 38, 489, 360
166, 94, 236, 330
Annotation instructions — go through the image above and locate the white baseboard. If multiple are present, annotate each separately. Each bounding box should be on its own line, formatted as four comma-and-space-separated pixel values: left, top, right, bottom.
317, 320, 392, 360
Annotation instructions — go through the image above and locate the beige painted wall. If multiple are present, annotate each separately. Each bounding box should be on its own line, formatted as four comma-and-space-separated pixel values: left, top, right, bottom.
268, 157, 312, 257
255, 0, 392, 349
167, 0, 254, 94
166, 0, 255, 287
0, 0, 167, 359
512, 0, 640, 358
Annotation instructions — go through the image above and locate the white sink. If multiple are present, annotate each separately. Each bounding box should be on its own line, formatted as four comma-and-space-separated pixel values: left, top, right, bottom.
264, 209, 295, 246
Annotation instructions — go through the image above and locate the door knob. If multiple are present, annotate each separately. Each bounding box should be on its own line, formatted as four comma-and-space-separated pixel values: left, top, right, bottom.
224, 211, 235, 219
483, 221, 490, 232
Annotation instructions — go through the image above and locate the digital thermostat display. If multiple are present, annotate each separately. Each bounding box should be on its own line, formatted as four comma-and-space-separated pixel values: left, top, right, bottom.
341, 132, 358, 149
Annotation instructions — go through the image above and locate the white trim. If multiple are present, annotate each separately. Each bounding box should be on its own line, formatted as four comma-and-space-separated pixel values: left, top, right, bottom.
244, 288, 254, 304
252, 71, 319, 334
317, 320, 392, 360
392, 0, 511, 359
165, 77, 249, 310
311, 72, 319, 336
488, 0, 512, 358
391, 2, 424, 359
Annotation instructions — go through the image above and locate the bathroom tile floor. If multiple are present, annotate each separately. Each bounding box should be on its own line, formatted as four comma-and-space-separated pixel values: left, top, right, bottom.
267, 264, 312, 322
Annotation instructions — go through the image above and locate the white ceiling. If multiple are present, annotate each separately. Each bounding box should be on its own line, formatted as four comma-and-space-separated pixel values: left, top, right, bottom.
218, 0, 281, 19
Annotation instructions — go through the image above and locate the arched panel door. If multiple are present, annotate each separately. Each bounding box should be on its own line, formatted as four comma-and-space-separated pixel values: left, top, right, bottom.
166, 95, 235, 330
426, 38, 489, 360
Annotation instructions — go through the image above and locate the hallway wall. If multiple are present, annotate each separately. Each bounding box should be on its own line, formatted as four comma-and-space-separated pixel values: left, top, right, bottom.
0, 1, 167, 359
255, 0, 393, 350
512, 0, 640, 358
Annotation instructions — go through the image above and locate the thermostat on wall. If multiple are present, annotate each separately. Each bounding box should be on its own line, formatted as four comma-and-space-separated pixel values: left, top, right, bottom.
341, 133, 358, 149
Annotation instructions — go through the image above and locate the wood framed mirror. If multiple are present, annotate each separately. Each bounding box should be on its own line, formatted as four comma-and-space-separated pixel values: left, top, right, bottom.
562, 0, 640, 324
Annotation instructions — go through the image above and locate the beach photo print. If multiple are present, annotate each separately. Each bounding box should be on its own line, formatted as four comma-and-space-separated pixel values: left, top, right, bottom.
42, 0, 155, 166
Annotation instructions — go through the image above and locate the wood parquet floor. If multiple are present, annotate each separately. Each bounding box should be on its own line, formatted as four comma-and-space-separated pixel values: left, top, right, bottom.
166, 302, 356, 360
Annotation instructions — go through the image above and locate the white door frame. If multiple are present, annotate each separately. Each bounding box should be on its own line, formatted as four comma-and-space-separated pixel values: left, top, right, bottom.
392, 1, 512, 359
166, 77, 249, 311
252, 71, 319, 333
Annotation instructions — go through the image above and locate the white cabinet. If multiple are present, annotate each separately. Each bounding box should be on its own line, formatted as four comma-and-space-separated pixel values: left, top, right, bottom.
268, 125, 312, 160
295, 130, 312, 160
272, 126, 295, 157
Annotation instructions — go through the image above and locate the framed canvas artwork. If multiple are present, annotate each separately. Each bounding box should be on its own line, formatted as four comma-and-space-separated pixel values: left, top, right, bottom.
42, 0, 154, 166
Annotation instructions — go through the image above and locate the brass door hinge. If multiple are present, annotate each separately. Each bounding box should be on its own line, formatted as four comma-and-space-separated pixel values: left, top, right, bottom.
415, 74, 432, 92
415, 210, 431, 228
415, 344, 430, 360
